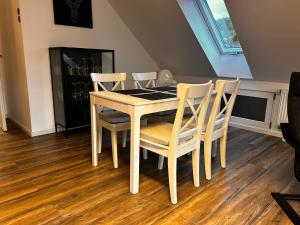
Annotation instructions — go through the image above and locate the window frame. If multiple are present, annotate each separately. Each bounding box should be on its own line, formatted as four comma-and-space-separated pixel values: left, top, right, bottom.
196, 0, 243, 55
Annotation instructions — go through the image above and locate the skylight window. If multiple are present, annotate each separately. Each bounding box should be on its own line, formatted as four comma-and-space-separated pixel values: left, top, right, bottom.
198, 0, 243, 54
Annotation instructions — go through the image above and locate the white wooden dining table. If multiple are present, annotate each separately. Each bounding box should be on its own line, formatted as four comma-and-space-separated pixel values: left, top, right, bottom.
89, 89, 179, 194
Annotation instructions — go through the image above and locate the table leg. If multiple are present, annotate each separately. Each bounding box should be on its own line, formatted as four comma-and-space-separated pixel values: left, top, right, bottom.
130, 111, 141, 194
90, 97, 98, 166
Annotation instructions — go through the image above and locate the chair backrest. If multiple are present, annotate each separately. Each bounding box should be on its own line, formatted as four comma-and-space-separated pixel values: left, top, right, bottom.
289, 72, 300, 97
206, 78, 240, 136
287, 72, 300, 143
90, 73, 126, 112
169, 82, 213, 151
132, 72, 157, 89
91, 73, 126, 92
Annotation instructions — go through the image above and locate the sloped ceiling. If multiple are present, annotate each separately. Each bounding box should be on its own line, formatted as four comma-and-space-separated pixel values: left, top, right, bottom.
108, 0, 216, 77
225, 0, 300, 83
109, 0, 299, 83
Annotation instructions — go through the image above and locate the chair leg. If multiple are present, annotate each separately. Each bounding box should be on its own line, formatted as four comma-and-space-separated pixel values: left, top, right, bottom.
97, 126, 102, 154
142, 119, 148, 160
122, 130, 127, 148
204, 140, 212, 180
143, 149, 148, 160
192, 148, 200, 187
158, 156, 164, 170
220, 135, 227, 168
212, 140, 218, 158
111, 131, 118, 168
168, 156, 177, 204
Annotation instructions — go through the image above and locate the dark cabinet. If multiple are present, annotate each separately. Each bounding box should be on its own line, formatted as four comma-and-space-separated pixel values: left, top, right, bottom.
49, 47, 115, 134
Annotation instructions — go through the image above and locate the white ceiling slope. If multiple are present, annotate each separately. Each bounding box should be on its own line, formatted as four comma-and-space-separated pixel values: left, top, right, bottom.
225, 0, 300, 83
108, 0, 216, 77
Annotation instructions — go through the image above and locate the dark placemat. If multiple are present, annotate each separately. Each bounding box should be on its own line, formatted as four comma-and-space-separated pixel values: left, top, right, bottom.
147, 86, 177, 92
133, 92, 177, 100
113, 89, 154, 95
168, 90, 177, 93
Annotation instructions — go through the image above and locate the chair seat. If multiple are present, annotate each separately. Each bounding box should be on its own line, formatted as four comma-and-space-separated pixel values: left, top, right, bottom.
140, 122, 173, 146
99, 111, 130, 124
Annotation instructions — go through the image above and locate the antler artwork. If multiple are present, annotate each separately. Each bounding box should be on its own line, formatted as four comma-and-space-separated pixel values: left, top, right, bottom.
65, 0, 84, 23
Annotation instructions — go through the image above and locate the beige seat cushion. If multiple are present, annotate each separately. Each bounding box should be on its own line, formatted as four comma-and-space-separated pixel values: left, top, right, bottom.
99, 111, 130, 124
140, 122, 173, 146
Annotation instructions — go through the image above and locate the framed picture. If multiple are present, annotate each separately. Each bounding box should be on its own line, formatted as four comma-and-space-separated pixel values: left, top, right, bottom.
53, 0, 93, 28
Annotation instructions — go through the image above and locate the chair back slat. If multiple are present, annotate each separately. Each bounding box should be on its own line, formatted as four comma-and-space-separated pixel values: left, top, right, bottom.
132, 72, 157, 89
91, 73, 127, 112
177, 84, 212, 98
216, 94, 229, 118
91, 73, 126, 91
169, 82, 213, 151
206, 78, 240, 136
223, 80, 239, 93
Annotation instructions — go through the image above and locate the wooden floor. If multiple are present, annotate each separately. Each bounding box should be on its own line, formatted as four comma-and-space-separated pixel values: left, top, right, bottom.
0, 123, 299, 225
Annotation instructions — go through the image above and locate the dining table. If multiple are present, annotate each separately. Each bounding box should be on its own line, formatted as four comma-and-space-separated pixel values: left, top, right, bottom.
90, 86, 181, 194
89, 85, 215, 195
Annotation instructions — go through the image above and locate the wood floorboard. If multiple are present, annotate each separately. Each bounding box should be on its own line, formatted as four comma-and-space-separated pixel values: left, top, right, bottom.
0, 122, 299, 225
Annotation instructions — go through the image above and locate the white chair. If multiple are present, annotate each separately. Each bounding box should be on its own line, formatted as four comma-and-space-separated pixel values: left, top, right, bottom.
158, 79, 240, 180
201, 79, 240, 180
139, 82, 213, 204
132, 72, 157, 89
131, 72, 174, 161
131, 72, 157, 160
91, 73, 130, 168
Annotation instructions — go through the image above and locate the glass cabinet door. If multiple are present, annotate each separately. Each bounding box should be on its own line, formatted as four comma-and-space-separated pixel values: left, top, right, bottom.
101, 52, 114, 73
90, 52, 102, 74
50, 47, 115, 131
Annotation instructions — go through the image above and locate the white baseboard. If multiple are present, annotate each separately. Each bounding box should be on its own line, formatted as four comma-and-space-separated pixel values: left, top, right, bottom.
9, 118, 282, 138
7, 116, 32, 137
230, 121, 282, 137
7, 116, 56, 137
30, 128, 56, 137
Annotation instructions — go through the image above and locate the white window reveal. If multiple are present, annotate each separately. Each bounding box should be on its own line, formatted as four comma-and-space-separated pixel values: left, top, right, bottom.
177, 0, 252, 78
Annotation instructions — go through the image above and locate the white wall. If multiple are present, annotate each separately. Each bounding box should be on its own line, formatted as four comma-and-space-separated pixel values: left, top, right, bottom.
174, 74, 289, 137
226, 0, 300, 82
0, 0, 32, 134
19, 0, 159, 136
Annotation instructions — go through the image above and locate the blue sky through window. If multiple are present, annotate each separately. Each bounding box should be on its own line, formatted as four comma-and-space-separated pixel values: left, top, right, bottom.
206, 0, 228, 19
